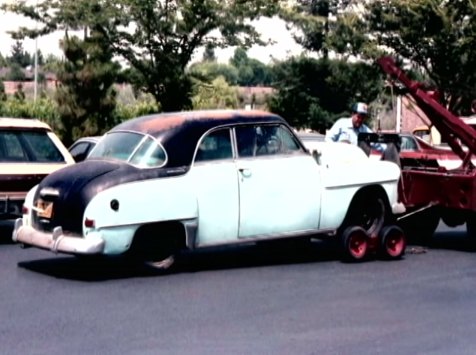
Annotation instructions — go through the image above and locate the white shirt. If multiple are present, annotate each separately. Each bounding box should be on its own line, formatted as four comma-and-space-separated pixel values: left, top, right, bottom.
325, 118, 373, 145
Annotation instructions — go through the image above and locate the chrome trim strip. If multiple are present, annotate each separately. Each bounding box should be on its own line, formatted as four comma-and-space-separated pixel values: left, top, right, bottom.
196, 228, 336, 248
39, 187, 60, 197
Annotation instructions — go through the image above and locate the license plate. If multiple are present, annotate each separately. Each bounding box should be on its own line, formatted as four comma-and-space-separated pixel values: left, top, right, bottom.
36, 199, 53, 219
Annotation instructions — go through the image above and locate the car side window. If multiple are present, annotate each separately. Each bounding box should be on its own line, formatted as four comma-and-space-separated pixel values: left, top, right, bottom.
236, 124, 302, 157
401, 136, 417, 151
195, 128, 233, 162
69, 142, 91, 162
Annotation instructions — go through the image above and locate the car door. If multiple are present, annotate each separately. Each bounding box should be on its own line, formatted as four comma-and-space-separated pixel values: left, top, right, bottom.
235, 124, 322, 239
190, 127, 240, 246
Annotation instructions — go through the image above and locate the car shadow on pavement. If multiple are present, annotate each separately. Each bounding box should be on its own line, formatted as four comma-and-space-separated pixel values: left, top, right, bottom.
405, 226, 476, 254
0, 220, 15, 245
427, 230, 476, 252
17, 238, 346, 281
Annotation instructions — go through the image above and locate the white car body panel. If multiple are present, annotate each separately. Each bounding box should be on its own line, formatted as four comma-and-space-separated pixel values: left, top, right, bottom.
237, 154, 321, 238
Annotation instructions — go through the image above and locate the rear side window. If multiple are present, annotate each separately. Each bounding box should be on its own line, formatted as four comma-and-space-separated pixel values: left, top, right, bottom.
236, 124, 302, 157
0, 130, 65, 163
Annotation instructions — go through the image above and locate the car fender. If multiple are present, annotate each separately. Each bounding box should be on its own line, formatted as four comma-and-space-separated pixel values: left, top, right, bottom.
83, 174, 198, 250
318, 155, 400, 229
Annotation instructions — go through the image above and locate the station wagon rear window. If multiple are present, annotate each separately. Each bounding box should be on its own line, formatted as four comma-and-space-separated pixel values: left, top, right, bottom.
0, 129, 65, 162
88, 131, 167, 168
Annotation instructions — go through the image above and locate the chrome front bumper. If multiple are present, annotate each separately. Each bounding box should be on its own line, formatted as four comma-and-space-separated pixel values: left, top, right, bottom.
12, 218, 105, 255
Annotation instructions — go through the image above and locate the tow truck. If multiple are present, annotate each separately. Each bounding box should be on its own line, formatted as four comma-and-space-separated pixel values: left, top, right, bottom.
374, 56, 476, 241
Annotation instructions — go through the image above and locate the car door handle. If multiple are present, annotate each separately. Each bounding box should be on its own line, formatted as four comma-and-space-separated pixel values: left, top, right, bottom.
238, 167, 252, 178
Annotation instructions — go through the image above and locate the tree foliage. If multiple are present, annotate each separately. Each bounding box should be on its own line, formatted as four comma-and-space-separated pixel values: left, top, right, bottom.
280, 0, 360, 57
189, 62, 239, 86
192, 76, 239, 110
230, 47, 275, 86
8, 40, 32, 68
365, 0, 476, 115
202, 43, 217, 62
3, 0, 282, 112
268, 56, 383, 131
55, 29, 119, 145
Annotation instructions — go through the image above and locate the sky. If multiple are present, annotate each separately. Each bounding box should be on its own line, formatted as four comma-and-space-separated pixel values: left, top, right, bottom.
0, 6, 304, 64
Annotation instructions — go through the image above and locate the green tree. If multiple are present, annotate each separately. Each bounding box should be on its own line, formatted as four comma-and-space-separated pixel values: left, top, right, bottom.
7, 63, 26, 81
268, 57, 383, 131
3, 0, 282, 112
0, 81, 6, 102
192, 76, 239, 109
189, 62, 239, 86
42, 54, 62, 73
7, 40, 32, 68
202, 43, 217, 62
365, 0, 476, 115
279, 0, 359, 57
0, 52, 7, 67
230, 48, 275, 86
13, 83, 26, 102
55, 29, 119, 145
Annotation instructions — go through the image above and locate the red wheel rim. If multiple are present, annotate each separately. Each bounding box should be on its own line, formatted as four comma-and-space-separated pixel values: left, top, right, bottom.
385, 232, 405, 257
348, 232, 368, 259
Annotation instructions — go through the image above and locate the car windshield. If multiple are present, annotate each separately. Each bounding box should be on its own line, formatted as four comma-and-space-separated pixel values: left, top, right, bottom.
88, 131, 167, 168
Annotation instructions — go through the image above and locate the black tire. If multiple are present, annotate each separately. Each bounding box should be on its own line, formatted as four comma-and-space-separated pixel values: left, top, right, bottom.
398, 207, 440, 244
341, 226, 369, 261
379, 225, 406, 260
345, 193, 387, 240
129, 223, 182, 271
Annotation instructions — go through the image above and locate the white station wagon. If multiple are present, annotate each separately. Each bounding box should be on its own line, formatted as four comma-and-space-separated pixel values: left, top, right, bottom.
13, 109, 404, 269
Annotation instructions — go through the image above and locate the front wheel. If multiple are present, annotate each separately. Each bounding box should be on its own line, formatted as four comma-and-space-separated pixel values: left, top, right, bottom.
345, 194, 387, 239
341, 226, 369, 261
380, 225, 406, 260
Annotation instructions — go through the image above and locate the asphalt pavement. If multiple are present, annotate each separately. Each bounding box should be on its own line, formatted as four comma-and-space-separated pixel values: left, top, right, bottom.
0, 221, 475, 355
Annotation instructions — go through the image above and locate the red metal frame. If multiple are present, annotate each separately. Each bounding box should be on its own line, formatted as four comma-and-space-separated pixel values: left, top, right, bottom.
377, 57, 476, 214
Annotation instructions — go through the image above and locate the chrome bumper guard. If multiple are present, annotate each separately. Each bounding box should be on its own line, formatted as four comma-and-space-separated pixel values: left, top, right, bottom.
12, 218, 105, 254
392, 202, 406, 215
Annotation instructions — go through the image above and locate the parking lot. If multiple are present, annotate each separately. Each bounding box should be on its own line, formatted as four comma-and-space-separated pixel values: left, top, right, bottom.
0, 221, 475, 355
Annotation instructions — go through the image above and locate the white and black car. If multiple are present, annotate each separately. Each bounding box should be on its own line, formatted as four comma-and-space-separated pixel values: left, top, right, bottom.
13, 109, 404, 269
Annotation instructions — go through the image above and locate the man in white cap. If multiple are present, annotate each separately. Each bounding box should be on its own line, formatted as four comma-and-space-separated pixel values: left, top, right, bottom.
325, 102, 373, 145
325, 102, 401, 167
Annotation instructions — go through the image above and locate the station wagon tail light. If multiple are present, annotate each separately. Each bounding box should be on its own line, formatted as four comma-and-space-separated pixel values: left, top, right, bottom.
84, 218, 95, 228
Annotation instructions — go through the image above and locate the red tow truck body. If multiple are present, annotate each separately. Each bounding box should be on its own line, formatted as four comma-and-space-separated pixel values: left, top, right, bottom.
377, 57, 476, 235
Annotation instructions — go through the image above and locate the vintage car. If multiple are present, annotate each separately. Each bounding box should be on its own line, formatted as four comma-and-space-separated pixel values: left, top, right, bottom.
13, 110, 404, 269
367, 131, 475, 170
0, 118, 75, 220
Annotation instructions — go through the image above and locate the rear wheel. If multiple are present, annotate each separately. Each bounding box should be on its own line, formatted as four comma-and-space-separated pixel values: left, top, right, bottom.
129, 223, 183, 271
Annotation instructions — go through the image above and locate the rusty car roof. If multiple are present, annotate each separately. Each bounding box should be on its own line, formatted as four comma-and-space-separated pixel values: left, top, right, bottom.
109, 109, 290, 168
111, 109, 285, 137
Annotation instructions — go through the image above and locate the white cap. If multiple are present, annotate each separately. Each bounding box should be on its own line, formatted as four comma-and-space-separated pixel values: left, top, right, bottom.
352, 102, 368, 115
